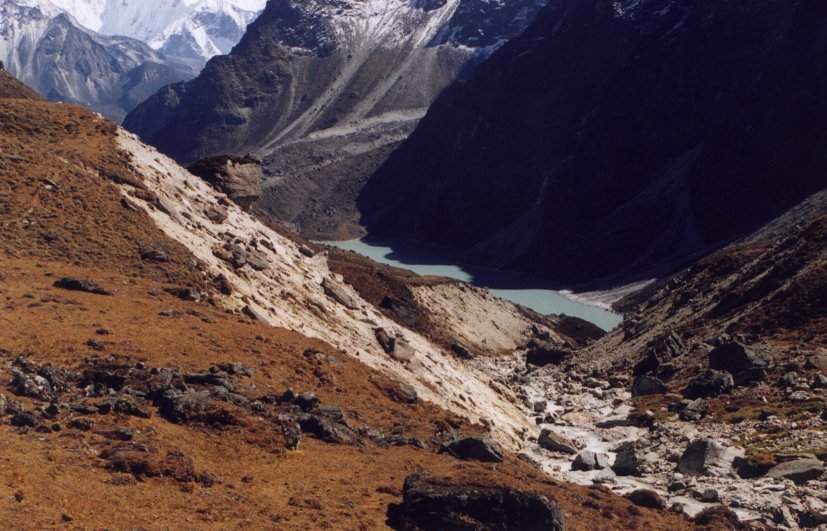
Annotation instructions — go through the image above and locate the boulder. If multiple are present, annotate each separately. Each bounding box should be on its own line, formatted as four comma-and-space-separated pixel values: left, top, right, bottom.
679, 398, 707, 422
678, 439, 740, 476
374, 328, 396, 354
766, 458, 824, 484
632, 375, 668, 396
321, 277, 359, 310
612, 449, 643, 476
683, 370, 733, 398
53, 277, 112, 295
708, 342, 771, 376
187, 155, 262, 210
390, 473, 566, 531
624, 489, 665, 510
443, 434, 504, 463
538, 429, 578, 455
571, 451, 610, 471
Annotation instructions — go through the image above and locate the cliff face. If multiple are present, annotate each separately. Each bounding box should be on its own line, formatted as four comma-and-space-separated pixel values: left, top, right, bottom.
358, 0, 827, 286
123, 0, 548, 238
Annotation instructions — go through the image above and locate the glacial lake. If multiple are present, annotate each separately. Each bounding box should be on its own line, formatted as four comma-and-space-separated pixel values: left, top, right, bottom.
319, 239, 623, 331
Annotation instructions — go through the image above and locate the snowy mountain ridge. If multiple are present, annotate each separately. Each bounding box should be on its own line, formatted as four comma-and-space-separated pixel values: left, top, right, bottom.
16, 0, 265, 63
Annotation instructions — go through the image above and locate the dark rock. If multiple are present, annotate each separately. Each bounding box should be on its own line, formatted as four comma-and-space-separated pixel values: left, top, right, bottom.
294, 392, 320, 412
766, 458, 824, 484
277, 417, 302, 450
187, 155, 262, 210
632, 375, 668, 396
450, 343, 475, 360
777, 371, 799, 388
678, 439, 739, 476
374, 328, 396, 354
53, 277, 111, 295
390, 472, 566, 531
297, 415, 358, 445
813, 374, 827, 389
213, 274, 233, 295
633, 351, 661, 376
138, 244, 170, 262
624, 489, 665, 510
11, 411, 40, 428
443, 434, 503, 463
68, 418, 93, 431
163, 287, 204, 302
683, 370, 733, 398
157, 390, 238, 426
732, 367, 767, 386
679, 398, 707, 422
571, 451, 609, 471
708, 342, 771, 375
525, 343, 571, 367
538, 429, 577, 455
299, 245, 316, 258
107, 398, 152, 419
612, 449, 643, 477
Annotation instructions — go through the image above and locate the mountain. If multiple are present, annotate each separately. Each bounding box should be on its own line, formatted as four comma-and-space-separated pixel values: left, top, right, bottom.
358, 0, 827, 287
0, 0, 195, 120
47, 0, 266, 66
123, 0, 548, 239
0, 68, 707, 529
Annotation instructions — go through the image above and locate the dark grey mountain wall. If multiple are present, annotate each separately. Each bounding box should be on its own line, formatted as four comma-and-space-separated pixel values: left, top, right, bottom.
358, 0, 827, 286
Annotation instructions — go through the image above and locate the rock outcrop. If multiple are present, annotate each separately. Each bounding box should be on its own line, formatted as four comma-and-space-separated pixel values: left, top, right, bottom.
187, 155, 263, 210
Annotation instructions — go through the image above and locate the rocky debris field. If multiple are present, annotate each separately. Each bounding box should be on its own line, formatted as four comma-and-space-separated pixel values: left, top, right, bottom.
467, 333, 827, 529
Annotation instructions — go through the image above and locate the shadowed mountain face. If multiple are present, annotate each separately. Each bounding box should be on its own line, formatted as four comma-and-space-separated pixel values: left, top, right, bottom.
358, 0, 827, 287
123, 0, 548, 239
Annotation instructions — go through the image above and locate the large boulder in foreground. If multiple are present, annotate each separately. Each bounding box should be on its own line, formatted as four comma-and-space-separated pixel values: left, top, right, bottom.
390, 473, 566, 530
767, 458, 824, 484
708, 342, 771, 384
187, 155, 262, 209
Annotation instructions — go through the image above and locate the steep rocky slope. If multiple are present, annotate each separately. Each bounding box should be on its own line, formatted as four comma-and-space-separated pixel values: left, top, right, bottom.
123, 0, 547, 238
0, 0, 194, 120
0, 70, 708, 529
359, 0, 827, 286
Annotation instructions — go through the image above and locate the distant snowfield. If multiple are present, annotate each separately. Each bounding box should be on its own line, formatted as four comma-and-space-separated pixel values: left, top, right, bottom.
19, 0, 266, 61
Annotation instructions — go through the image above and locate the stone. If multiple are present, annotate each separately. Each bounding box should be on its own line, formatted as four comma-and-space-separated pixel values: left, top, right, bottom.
625, 489, 665, 510
532, 400, 547, 413
321, 277, 359, 310
374, 328, 395, 354
700, 489, 720, 503
204, 206, 227, 224
813, 374, 827, 388
138, 244, 170, 262
633, 350, 661, 376
683, 370, 733, 398
678, 439, 740, 476
632, 375, 668, 396
538, 429, 578, 455
390, 473, 566, 531
386, 382, 418, 404
294, 393, 320, 412
592, 469, 616, 484
612, 449, 643, 476
443, 434, 504, 463
450, 343, 474, 360
766, 458, 824, 484
163, 287, 204, 302
571, 451, 610, 471
241, 305, 267, 322
53, 277, 111, 295
679, 398, 707, 421
187, 155, 262, 209
299, 245, 315, 258
0, 394, 6, 416
708, 342, 771, 376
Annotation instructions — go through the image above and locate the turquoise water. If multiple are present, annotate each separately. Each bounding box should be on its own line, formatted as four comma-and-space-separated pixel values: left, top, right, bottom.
320, 239, 623, 331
